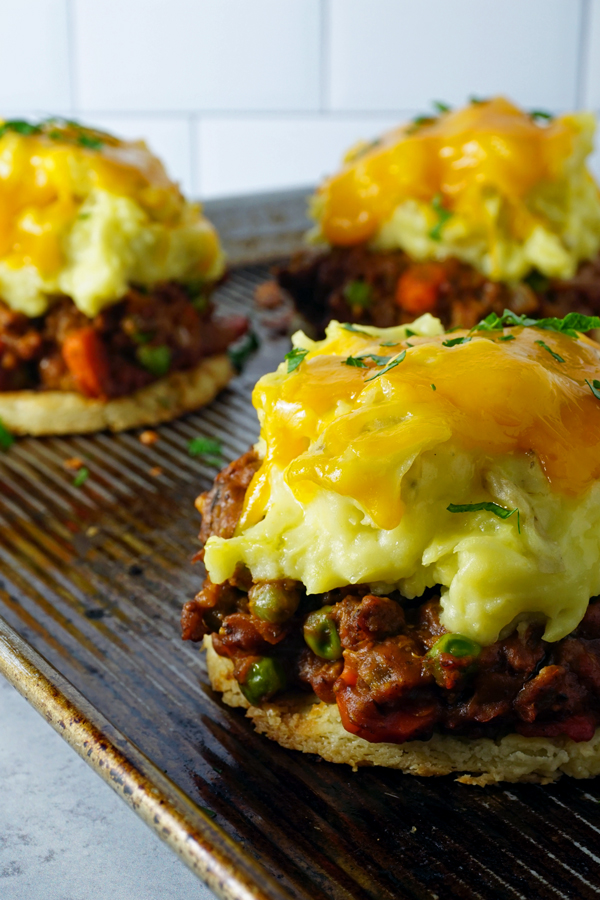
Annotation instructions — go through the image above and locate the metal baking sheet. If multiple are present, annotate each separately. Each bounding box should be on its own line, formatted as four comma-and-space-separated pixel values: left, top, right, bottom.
1, 194, 600, 900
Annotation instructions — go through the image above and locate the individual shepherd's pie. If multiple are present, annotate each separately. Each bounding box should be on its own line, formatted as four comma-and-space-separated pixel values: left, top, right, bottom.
271, 98, 600, 335
0, 118, 246, 434
184, 310, 600, 784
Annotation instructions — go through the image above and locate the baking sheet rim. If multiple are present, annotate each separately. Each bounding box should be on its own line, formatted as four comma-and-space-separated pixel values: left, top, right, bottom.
0, 614, 293, 900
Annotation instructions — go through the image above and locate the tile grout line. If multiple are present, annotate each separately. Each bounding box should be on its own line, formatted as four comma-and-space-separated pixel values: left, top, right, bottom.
189, 112, 199, 199
319, 0, 330, 114
577, 0, 592, 108
65, 0, 78, 114
68, 108, 421, 120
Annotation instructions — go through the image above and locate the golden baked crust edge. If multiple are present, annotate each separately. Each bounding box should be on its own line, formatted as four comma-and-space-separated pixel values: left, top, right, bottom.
0, 354, 234, 435
204, 635, 600, 785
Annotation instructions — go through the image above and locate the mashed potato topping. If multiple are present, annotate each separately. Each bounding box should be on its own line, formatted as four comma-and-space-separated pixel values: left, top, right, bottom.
0, 119, 224, 317
311, 98, 600, 282
204, 315, 600, 646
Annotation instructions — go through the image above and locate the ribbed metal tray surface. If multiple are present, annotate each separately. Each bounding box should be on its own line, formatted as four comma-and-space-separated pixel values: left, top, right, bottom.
1, 264, 600, 900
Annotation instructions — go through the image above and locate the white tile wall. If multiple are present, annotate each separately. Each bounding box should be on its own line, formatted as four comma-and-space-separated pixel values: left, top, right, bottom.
0, 0, 70, 111
327, 0, 582, 111
2, 0, 599, 197
196, 115, 401, 198
73, 0, 321, 112
583, 0, 600, 109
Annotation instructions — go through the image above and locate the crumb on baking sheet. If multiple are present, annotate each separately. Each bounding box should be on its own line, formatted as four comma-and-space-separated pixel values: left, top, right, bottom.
255, 280, 285, 309
149, 466, 163, 477
139, 430, 159, 445
63, 457, 84, 470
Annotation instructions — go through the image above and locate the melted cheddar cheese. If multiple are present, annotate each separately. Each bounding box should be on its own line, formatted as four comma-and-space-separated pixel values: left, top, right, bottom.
204, 316, 600, 646
0, 120, 224, 317
311, 98, 600, 282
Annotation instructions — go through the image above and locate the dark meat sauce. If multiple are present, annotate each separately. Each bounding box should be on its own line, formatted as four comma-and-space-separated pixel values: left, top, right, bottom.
273, 246, 600, 334
183, 448, 600, 745
0, 282, 247, 398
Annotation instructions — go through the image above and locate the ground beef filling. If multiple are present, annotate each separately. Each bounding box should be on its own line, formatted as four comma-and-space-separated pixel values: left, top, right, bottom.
0, 282, 247, 398
272, 246, 600, 333
184, 449, 600, 745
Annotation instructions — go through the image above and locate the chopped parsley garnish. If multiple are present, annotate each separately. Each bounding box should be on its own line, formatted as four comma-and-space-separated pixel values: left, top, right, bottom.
77, 134, 103, 149
498, 333, 516, 342
361, 353, 393, 366
473, 310, 534, 332
405, 328, 417, 337
536, 313, 600, 336
364, 350, 406, 382
0, 118, 105, 150
535, 339, 565, 363
0, 419, 15, 452
343, 280, 372, 308
433, 100, 451, 114
228, 330, 259, 372
344, 352, 393, 368
447, 501, 520, 533
429, 193, 453, 241
285, 347, 309, 373
341, 323, 372, 336
188, 437, 223, 467
73, 467, 90, 488
530, 109, 553, 122
472, 309, 600, 337
442, 336, 472, 348
586, 379, 600, 401
407, 115, 435, 134
469, 95, 488, 105
136, 345, 172, 377
380, 341, 400, 347
0, 119, 41, 138
343, 355, 368, 368
431, 383, 436, 391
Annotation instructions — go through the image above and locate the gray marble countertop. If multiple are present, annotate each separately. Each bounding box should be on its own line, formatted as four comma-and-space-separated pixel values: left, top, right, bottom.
0, 675, 216, 900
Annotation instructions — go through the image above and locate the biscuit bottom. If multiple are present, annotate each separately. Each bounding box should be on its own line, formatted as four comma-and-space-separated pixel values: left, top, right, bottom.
204, 635, 600, 785
0, 354, 233, 435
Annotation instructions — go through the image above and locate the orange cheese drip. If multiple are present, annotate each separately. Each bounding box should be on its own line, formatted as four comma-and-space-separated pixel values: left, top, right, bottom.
319, 97, 576, 246
0, 126, 184, 276
242, 328, 600, 532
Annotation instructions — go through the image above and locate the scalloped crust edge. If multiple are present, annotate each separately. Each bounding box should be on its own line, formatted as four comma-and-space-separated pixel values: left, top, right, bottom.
204, 635, 600, 785
0, 354, 234, 435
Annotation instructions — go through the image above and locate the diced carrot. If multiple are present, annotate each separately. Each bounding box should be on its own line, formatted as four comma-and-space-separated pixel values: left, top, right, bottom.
339, 664, 357, 687
62, 327, 110, 398
395, 263, 448, 315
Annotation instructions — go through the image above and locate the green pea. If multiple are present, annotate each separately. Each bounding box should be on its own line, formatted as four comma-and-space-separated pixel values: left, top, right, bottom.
248, 582, 300, 623
424, 633, 481, 689
303, 606, 343, 660
426, 633, 481, 660
240, 657, 287, 705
